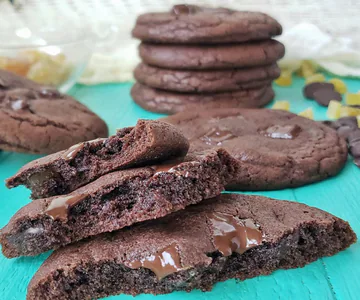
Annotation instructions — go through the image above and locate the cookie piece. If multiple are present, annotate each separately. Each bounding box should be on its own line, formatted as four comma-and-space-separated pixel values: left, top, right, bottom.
0, 70, 108, 154
6, 120, 189, 199
131, 83, 274, 115
139, 40, 285, 70
162, 108, 348, 190
132, 5, 282, 44
0, 148, 238, 258
134, 63, 281, 93
27, 194, 356, 299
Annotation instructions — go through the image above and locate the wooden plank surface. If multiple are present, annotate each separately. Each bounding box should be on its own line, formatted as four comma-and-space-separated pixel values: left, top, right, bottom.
0, 76, 359, 300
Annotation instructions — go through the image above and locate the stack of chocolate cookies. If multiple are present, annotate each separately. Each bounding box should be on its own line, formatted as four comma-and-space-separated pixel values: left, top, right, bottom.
131, 4, 285, 114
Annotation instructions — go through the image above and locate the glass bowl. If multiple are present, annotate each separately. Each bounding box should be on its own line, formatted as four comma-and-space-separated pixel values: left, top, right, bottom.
0, 26, 95, 92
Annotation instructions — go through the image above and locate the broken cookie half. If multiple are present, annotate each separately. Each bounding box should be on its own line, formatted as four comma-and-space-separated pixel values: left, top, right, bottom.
6, 119, 189, 199
27, 194, 356, 300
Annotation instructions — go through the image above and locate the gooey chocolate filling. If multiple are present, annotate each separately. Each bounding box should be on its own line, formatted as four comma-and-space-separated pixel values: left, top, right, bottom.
263, 124, 302, 139
126, 243, 184, 280
124, 212, 263, 280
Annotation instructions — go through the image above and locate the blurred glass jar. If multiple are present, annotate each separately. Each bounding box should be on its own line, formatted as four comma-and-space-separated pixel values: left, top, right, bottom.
0, 25, 95, 92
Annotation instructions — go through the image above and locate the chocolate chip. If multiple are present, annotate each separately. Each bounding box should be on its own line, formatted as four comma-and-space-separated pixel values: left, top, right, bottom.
172, 4, 195, 15
337, 126, 356, 140
263, 124, 302, 139
354, 157, 360, 168
303, 82, 334, 99
38, 88, 62, 99
11, 99, 29, 111
348, 130, 360, 144
349, 140, 360, 157
313, 89, 342, 107
334, 117, 358, 129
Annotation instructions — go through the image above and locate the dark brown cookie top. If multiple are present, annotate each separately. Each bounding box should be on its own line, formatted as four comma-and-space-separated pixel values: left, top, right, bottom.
131, 83, 274, 115
162, 108, 348, 190
132, 5, 282, 43
134, 63, 280, 93
0, 70, 108, 154
6, 120, 189, 199
139, 40, 285, 70
27, 193, 356, 299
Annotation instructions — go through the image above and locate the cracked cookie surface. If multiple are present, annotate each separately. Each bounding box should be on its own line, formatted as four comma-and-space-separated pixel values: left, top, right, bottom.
139, 40, 285, 70
132, 5, 282, 44
134, 63, 280, 93
162, 108, 348, 190
0, 70, 108, 154
131, 83, 274, 115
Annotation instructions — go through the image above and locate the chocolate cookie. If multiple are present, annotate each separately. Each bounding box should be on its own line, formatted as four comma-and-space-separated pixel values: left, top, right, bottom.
6, 120, 189, 199
134, 63, 280, 93
0, 148, 238, 258
0, 70, 108, 154
27, 194, 356, 299
139, 40, 285, 70
162, 108, 348, 190
131, 83, 274, 115
132, 5, 282, 44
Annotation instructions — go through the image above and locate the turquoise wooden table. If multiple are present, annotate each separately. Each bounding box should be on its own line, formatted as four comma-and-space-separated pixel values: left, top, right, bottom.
1, 76, 360, 300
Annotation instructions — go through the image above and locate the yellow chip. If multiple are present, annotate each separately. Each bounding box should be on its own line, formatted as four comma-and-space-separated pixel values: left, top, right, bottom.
345, 93, 360, 106
339, 106, 360, 117
326, 100, 342, 119
298, 107, 314, 119
274, 70, 292, 87
305, 73, 326, 84
357, 116, 360, 128
328, 78, 347, 94
297, 60, 317, 78
272, 100, 290, 111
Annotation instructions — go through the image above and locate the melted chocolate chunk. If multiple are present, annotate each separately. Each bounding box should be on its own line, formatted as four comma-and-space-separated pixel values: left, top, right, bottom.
38, 88, 62, 99
63, 143, 85, 161
62, 138, 107, 161
10, 99, 29, 111
198, 127, 236, 146
126, 243, 184, 280
152, 160, 182, 173
209, 212, 262, 256
263, 124, 302, 139
45, 194, 88, 221
172, 4, 195, 15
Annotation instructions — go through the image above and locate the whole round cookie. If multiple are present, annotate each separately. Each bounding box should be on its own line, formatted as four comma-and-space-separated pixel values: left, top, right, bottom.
0, 70, 108, 154
132, 4, 282, 44
134, 63, 280, 93
131, 83, 274, 114
162, 108, 348, 190
139, 40, 285, 70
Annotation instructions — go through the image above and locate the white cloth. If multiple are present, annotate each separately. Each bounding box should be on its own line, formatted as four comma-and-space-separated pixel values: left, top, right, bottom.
278, 23, 360, 77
